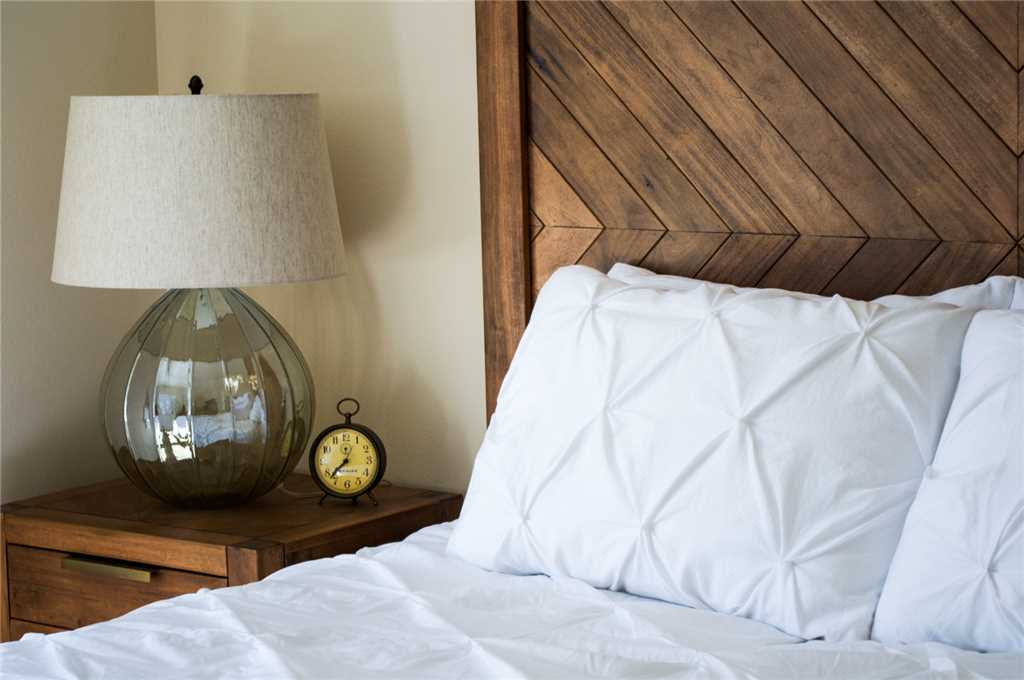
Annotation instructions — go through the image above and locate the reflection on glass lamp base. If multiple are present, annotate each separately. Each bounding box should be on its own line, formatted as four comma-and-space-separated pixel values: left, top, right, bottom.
101, 288, 314, 508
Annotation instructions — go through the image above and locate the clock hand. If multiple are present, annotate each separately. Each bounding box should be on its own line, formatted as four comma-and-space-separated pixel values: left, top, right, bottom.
330, 458, 351, 477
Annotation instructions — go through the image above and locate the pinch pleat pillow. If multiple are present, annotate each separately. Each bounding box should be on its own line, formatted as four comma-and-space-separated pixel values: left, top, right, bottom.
872, 310, 1023, 652
448, 266, 976, 641
606, 262, 1024, 310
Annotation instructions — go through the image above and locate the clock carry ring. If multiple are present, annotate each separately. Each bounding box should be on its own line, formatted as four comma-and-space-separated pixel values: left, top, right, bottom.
336, 397, 360, 424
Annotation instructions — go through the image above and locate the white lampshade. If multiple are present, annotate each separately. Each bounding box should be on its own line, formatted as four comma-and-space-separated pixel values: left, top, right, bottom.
52, 94, 344, 289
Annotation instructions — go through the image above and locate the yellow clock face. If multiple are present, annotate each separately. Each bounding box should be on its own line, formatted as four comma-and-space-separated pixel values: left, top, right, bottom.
313, 427, 379, 496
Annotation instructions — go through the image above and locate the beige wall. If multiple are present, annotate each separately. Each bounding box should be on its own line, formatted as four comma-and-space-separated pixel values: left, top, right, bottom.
1, 1, 485, 502
154, 2, 485, 493
1, 2, 158, 502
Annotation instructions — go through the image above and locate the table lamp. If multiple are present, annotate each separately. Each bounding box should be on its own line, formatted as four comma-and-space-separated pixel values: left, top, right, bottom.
51, 79, 343, 508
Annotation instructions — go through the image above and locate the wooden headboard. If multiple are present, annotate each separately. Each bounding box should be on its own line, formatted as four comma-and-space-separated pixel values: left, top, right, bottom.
476, 0, 1024, 417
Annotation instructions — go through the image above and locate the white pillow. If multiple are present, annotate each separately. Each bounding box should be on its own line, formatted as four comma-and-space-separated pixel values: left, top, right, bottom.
449, 266, 976, 641
606, 262, 1024, 310
872, 310, 1024, 652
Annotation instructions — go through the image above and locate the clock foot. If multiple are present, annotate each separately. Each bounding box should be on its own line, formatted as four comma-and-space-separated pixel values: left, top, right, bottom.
318, 493, 327, 506
366, 491, 379, 507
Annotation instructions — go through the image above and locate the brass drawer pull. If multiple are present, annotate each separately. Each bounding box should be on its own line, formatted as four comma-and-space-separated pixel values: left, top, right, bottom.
61, 555, 155, 583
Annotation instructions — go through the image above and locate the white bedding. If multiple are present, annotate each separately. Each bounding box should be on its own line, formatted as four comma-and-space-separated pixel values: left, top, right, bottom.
2, 523, 1021, 680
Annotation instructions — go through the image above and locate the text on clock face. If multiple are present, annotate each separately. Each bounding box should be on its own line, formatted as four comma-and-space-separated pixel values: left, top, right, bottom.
314, 427, 379, 494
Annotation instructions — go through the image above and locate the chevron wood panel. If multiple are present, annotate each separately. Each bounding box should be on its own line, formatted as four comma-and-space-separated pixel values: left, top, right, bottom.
476, 0, 1024, 418
520, 0, 1023, 298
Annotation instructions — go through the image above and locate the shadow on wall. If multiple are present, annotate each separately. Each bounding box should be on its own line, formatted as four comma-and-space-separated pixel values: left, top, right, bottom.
154, 1, 482, 491
225, 1, 413, 455
1, 1, 159, 502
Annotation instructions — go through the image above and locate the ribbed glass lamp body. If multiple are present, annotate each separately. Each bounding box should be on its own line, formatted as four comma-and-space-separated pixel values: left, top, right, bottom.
102, 288, 314, 508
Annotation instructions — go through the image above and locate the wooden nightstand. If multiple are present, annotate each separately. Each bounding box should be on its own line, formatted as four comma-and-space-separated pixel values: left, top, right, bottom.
0, 475, 462, 642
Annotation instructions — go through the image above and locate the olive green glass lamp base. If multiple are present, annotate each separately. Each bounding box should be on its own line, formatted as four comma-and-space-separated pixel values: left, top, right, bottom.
101, 288, 315, 508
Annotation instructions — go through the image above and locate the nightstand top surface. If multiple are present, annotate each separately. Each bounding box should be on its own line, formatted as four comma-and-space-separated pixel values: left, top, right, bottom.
2, 475, 460, 548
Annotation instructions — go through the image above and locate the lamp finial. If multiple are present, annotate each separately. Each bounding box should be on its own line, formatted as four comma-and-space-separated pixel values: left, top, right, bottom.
188, 75, 203, 95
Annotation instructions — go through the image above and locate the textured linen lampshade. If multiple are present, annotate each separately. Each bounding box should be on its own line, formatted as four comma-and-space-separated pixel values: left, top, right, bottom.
52, 93, 344, 508
53, 94, 343, 287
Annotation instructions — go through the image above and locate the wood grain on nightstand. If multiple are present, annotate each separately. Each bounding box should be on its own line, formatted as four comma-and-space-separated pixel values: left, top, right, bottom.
1, 474, 462, 641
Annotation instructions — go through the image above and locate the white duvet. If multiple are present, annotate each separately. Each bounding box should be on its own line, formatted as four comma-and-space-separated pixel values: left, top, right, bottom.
2, 523, 1021, 680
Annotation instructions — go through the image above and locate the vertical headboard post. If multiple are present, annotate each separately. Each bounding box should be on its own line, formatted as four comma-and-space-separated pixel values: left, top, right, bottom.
476, 1, 531, 421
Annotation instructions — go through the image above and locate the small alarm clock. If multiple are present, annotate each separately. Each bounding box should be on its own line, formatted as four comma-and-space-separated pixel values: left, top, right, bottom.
309, 398, 386, 505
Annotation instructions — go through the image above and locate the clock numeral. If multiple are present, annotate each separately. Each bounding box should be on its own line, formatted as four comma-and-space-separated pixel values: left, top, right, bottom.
344, 480, 351, 489
332, 436, 338, 444
365, 456, 373, 464
342, 433, 350, 442
364, 468, 370, 476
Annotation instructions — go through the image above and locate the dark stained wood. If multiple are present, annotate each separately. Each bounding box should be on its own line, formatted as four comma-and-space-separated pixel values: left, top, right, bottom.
529, 71, 661, 230
759, 236, 866, 294
737, 0, 1009, 244
10, 618, 66, 639
881, 1, 1016, 152
477, 0, 1022, 399
20, 477, 455, 541
671, 0, 932, 240
1, 513, 9, 642
477, 0, 532, 420
2, 476, 462, 636
954, 1, 1018, 68
578, 229, 664, 274
530, 211, 544, 240
528, 142, 600, 228
1019, 244, 1024, 277
607, 0, 860, 238
526, 2, 726, 233
990, 246, 1018, 277
227, 539, 285, 587
697, 234, 797, 287
898, 242, 1015, 295
281, 495, 463, 565
7, 544, 225, 629
808, 1, 1016, 234
541, 0, 791, 235
532, 226, 601, 295
823, 239, 938, 300
640, 232, 729, 278
3, 507, 234, 576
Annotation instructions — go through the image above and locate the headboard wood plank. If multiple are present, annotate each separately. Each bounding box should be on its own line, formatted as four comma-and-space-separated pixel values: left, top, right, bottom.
955, 1, 1018, 68
602, 1, 860, 238
882, 2, 1017, 152
674, 1, 933, 240
527, 3, 728, 234
527, 71, 661, 230
807, 1, 1016, 231
476, 0, 1024, 420
738, 0, 1011, 244
476, 1, 531, 419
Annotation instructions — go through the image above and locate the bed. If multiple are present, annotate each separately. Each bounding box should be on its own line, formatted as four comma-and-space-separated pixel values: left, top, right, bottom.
2, 522, 1020, 680
3, 1, 1024, 677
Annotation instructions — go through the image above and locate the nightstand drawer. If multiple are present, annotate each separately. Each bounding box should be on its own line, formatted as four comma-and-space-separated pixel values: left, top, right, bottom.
7, 544, 225, 629
2, 477, 461, 640
10, 618, 66, 639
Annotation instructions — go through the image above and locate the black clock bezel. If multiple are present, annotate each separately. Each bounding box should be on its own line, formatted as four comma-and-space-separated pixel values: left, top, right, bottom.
308, 421, 387, 499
